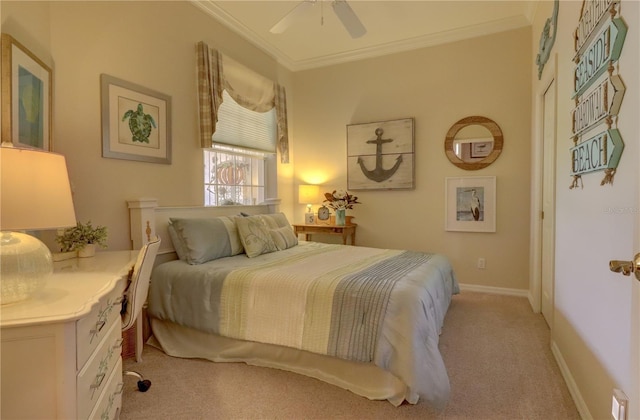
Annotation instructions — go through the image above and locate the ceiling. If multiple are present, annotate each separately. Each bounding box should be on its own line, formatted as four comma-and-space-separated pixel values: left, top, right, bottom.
192, 0, 538, 72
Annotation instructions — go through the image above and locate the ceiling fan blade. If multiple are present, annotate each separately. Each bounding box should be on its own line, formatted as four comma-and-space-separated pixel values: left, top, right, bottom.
331, 0, 366, 39
270, 0, 316, 34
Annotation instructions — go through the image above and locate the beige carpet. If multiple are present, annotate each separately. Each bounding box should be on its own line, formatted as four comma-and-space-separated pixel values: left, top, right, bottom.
121, 292, 580, 419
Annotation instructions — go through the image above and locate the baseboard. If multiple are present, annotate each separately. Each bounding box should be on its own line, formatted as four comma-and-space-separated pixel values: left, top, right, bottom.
527, 291, 540, 313
458, 283, 529, 297
551, 339, 592, 420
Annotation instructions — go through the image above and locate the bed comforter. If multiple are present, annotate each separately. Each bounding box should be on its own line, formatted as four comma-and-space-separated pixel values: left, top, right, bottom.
149, 241, 458, 407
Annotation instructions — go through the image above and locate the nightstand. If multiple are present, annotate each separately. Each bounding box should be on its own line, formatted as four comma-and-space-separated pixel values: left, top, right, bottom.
0, 251, 137, 420
293, 223, 357, 245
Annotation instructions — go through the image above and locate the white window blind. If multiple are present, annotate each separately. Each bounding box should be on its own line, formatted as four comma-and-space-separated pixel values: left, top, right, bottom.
212, 90, 277, 153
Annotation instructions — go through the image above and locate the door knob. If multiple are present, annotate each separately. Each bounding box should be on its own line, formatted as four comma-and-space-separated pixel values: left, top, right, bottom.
609, 253, 640, 281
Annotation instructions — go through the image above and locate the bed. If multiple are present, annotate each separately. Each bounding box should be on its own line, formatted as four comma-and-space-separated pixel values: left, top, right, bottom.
128, 199, 459, 408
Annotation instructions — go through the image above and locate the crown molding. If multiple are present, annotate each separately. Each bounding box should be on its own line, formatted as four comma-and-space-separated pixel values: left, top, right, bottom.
192, 0, 532, 72
289, 15, 532, 71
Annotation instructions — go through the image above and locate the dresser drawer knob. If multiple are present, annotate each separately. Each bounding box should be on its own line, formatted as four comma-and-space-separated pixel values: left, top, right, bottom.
89, 320, 107, 343
101, 393, 117, 420
114, 338, 124, 349
91, 372, 106, 391
94, 320, 106, 333
115, 382, 124, 395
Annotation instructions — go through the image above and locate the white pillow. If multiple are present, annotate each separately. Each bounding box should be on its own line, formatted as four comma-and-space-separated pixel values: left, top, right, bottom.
269, 226, 298, 251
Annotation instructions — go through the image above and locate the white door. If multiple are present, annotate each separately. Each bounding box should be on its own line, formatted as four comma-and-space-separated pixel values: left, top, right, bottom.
541, 78, 556, 326
636, 194, 639, 418
624, 149, 640, 418
634, 199, 640, 419
606, 56, 640, 420
608, 151, 640, 418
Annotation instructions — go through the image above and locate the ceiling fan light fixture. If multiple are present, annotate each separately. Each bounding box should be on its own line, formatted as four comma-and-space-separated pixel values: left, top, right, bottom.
269, 0, 366, 39
269, 0, 317, 34
331, 0, 366, 38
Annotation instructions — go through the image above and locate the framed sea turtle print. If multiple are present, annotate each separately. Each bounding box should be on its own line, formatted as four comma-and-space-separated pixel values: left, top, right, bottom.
346, 118, 414, 190
101, 74, 171, 164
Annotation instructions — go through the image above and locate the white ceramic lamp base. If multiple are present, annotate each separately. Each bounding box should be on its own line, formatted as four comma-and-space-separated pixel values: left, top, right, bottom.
0, 232, 53, 305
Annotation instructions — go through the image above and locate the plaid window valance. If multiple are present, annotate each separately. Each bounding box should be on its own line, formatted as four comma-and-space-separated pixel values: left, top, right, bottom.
196, 42, 289, 163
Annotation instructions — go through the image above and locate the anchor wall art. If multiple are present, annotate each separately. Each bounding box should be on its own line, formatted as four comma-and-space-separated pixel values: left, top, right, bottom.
346, 118, 415, 190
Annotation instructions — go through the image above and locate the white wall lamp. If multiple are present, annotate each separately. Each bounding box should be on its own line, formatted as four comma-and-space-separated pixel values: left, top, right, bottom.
298, 184, 319, 224
0, 146, 77, 305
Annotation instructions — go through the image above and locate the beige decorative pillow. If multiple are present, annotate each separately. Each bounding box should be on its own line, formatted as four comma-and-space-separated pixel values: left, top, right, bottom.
269, 226, 298, 251
236, 216, 278, 258
258, 213, 291, 229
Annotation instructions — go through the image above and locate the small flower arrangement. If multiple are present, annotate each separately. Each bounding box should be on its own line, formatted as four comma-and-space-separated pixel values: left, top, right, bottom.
56, 221, 108, 252
323, 189, 361, 211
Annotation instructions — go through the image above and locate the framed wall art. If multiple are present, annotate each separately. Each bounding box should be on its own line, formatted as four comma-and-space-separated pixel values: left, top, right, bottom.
347, 118, 414, 190
101, 74, 171, 164
470, 139, 493, 158
445, 176, 496, 232
1, 34, 52, 150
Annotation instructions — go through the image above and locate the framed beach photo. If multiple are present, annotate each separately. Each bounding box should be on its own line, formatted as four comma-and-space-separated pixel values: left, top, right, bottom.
101, 74, 171, 164
1, 34, 52, 150
445, 176, 496, 232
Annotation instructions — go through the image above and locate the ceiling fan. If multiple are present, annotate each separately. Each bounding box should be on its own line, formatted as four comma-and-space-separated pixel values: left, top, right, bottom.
269, 0, 367, 39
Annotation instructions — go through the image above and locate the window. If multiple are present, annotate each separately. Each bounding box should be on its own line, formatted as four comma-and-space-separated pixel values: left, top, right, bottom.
204, 145, 267, 206
204, 91, 276, 206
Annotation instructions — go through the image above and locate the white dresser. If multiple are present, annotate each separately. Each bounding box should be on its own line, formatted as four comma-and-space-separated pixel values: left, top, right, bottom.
1, 251, 137, 420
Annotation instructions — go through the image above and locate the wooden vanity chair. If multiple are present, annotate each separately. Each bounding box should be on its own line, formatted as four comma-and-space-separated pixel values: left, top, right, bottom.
121, 237, 161, 392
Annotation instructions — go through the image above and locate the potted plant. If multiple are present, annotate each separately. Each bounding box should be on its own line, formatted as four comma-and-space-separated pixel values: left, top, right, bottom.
55, 221, 108, 258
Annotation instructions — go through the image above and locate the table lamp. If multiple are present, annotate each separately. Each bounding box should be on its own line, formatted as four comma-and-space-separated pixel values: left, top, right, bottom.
0, 146, 77, 305
298, 184, 319, 224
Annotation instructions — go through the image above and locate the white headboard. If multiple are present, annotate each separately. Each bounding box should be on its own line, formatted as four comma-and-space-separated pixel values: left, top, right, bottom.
128, 198, 281, 263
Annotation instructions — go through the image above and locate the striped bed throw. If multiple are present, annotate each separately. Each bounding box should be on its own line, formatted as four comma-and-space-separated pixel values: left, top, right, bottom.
219, 245, 432, 363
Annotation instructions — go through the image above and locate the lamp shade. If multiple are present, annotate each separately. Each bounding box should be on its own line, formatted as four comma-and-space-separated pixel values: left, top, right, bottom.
1, 146, 76, 231
0, 146, 77, 305
298, 184, 319, 205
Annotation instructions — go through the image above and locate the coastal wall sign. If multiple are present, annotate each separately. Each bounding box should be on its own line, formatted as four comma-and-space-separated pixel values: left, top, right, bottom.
571, 75, 625, 138
572, 17, 627, 99
536, 0, 559, 80
570, 129, 624, 177
570, 0, 626, 189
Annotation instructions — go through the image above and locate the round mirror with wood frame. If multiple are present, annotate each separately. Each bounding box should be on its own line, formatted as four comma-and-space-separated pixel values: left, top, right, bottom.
444, 116, 504, 170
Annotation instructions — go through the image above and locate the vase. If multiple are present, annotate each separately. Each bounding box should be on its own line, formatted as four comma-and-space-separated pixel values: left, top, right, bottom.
335, 209, 346, 226
77, 244, 96, 258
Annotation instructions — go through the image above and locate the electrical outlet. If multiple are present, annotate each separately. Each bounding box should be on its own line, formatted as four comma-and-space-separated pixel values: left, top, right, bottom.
612, 389, 628, 420
477, 258, 486, 269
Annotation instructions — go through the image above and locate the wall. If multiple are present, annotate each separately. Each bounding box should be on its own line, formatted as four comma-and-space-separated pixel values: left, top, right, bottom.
531, 1, 640, 418
292, 27, 532, 291
1, 1, 295, 251
2, 3, 532, 292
